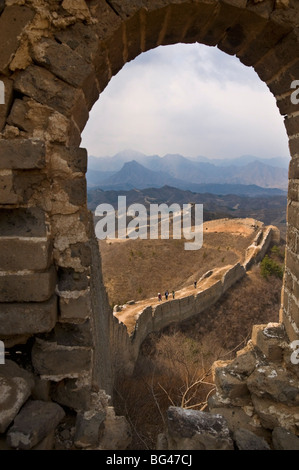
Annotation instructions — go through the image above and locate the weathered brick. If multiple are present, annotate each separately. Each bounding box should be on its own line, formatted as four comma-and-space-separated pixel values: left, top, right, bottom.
32, 38, 99, 109
0, 170, 19, 204
52, 378, 92, 411
13, 65, 89, 130
0, 266, 57, 303
0, 6, 35, 74
0, 238, 51, 271
0, 139, 45, 170
289, 179, 299, 203
42, 320, 93, 347
124, 10, 143, 61
289, 135, 299, 157
6, 400, 65, 450
218, 8, 266, 56
289, 156, 299, 179
106, 26, 126, 77
62, 177, 87, 206
57, 268, 89, 292
288, 296, 299, 334
239, 22, 290, 68
55, 22, 100, 64
267, 60, 299, 98
89, 0, 122, 41
59, 290, 92, 321
31, 338, 92, 380
199, 3, 243, 48
287, 202, 299, 230
253, 30, 299, 82
93, 43, 111, 93
0, 296, 57, 336
284, 114, 299, 139
50, 145, 87, 174
281, 307, 299, 343
276, 93, 299, 118
142, 6, 170, 51
0, 207, 47, 237
285, 246, 299, 281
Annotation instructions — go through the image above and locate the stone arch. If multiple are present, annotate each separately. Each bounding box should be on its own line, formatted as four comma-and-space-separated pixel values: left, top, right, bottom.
1, 0, 299, 448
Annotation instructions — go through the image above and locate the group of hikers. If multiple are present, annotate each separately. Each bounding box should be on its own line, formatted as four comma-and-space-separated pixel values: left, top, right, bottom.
157, 280, 198, 302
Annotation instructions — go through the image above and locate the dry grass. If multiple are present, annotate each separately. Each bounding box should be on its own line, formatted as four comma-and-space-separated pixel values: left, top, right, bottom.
99, 229, 255, 307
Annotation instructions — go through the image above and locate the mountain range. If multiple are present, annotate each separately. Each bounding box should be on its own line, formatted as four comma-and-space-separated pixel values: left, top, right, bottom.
87, 185, 287, 232
87, 150, 289, 196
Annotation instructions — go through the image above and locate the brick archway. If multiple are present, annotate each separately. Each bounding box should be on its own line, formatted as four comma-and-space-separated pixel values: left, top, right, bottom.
0, 0, 299, 448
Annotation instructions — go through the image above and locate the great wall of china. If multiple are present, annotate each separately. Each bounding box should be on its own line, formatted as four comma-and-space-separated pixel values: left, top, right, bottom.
0, 0, 299, 450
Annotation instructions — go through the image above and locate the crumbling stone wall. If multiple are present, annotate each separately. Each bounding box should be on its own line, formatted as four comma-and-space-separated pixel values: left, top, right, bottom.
0, 0, 299, 449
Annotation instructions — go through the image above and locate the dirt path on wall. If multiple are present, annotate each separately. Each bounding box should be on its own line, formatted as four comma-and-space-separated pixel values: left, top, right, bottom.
113, 267, 226, 334
113, 218, 261, 334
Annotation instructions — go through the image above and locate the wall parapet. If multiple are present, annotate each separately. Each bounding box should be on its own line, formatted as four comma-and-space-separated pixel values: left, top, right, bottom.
113, 222, 279, 370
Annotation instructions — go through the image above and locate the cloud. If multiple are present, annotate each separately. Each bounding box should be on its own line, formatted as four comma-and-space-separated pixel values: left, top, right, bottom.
81, 43, 290, 160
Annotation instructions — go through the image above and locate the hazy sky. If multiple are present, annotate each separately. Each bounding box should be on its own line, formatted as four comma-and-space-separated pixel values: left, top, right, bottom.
81, 43, 290, 160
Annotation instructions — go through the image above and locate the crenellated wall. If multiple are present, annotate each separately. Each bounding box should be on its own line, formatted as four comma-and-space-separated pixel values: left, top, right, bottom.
111, 224, 279, 372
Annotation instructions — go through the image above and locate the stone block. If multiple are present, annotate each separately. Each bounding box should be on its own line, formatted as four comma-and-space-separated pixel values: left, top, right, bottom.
289, 156, 299, 180
284, 115, 299, 140
0, 170, 19, 204
13, 65, 89, 130
251, 323, 287, 362
59, 291, 91, 321
50, 145, 87, 174
43, 320, 93, 347
0, 139, 45, 170
0, 207, 47, 237
0, 266, 57, 303
285, 247, 299, 283
31, 338, 92, 380
166, 406, 234, 451
52, 379, 92, 411
233, 428, 271, 450
213, 365, 250, 404
0, 77, 13, 132
272, 427, 299, 450
55, 22, 99, 63
32, 38, 99, 108
251, 394, 299, 434
0, 237, 51, 271
247, 365, 299, 405
62, 176, 87, 206
0, 296, 57, 336
74, 409, 106, 448
0, 359, 34, 433
0, 5, 35, 74
106, 27, 126, 77
99, 406, 132, 451
6, 399, 65, 450
58, 268, 89, 292
238, 21, 289, 68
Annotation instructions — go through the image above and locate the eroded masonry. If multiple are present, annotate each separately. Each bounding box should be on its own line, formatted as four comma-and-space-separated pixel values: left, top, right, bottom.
0, 0, 299, 450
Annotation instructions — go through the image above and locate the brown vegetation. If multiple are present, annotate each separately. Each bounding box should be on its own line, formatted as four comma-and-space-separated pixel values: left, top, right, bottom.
113, 260, 283, 450
99, 223, 257, 307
